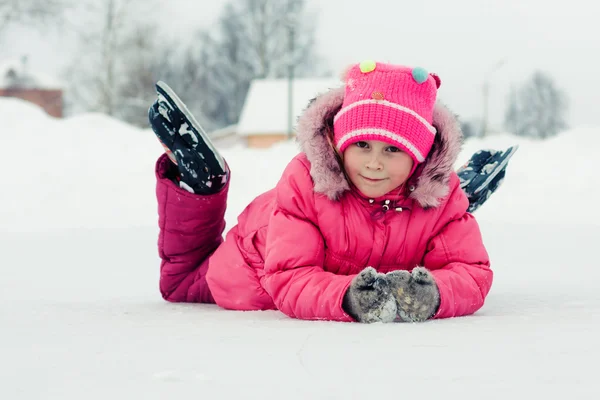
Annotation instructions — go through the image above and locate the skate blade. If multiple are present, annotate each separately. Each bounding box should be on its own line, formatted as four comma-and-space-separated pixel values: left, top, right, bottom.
155, 81, 226, 172
473, 145, 519, 195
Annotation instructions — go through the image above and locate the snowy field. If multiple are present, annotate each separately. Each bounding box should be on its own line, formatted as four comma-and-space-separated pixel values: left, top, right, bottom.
1, 97, 599, 399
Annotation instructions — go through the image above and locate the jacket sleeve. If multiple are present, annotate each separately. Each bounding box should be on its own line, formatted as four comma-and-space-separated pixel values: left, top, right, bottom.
423, 175, 493, 319
261, 157, 355, 322
155, 154, 227, 303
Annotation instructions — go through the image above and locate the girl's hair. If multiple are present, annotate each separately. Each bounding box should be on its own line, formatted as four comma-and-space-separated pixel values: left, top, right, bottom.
323, 104, 345, 172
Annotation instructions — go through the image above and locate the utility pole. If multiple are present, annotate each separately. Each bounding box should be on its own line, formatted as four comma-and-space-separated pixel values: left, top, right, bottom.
481, 80, 489, 137
287, 1, 296, 139
480, 58, 506, 137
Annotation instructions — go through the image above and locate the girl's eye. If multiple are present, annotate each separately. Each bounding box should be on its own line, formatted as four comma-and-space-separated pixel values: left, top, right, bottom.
355, 141, 369, 148
386, 146, 400, 153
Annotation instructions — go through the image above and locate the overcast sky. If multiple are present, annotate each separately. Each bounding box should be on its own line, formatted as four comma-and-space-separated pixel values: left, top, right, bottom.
2, 0, 599, 130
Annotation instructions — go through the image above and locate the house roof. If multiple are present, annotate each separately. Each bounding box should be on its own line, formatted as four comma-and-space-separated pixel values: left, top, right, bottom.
0, 58, 63, 90
237, 78, 342, 136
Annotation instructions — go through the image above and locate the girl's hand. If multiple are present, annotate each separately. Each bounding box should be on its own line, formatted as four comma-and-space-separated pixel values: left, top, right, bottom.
387, 267, 440, 322
342, 267, 397, 323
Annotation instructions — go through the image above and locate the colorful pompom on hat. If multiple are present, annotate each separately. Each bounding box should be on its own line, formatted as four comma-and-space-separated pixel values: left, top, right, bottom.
333, 61, 441, 165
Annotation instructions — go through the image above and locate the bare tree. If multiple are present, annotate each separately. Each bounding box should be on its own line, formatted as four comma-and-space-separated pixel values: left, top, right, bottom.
59, 0, 324, 129
63, 0, 161, 122
164, 0, 326, 129
0, 0, 68, 36
114, 25, 174, 126
504, 71, 568, 139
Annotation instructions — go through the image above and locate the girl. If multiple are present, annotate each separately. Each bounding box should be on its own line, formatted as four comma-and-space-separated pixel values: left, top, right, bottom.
148, 61, 515, 323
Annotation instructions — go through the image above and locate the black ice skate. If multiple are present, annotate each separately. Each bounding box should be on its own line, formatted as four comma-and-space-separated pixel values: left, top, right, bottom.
148, 81, 228, 194
458, 145, 518, 212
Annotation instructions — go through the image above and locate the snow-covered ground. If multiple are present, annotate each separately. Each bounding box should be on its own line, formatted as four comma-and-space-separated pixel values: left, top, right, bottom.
1, 97, 599, 399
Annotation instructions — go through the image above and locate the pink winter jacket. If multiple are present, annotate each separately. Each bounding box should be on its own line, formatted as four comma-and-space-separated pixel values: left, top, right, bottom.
155, 86, 492, 322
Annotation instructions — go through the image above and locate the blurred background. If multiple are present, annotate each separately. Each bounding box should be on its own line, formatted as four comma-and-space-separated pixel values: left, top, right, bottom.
2, 0, 598, 135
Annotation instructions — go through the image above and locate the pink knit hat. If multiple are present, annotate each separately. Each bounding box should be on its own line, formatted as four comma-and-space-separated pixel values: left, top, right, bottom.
333, 61, 441, 165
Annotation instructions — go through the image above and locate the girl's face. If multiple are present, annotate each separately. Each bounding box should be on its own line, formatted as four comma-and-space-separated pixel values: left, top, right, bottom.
342, 140, 414, 198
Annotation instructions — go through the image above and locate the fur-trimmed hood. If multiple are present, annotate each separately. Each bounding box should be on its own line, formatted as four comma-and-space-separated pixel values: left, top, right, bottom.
295, 85, 464, 209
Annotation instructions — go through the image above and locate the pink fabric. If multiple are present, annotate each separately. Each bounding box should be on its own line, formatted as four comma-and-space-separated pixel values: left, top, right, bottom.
156, 152, 492, 322
155, 154, 226, 303
333, 62, 439, 164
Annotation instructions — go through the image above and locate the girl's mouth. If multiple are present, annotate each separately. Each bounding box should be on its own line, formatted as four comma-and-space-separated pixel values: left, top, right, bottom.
361, 176, 385, 183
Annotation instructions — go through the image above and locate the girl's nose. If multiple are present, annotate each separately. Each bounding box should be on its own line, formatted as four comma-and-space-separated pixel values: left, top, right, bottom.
365, 155, 383, 170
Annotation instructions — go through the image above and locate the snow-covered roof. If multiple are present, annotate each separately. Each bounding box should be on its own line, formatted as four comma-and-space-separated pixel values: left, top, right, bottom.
210, 123, 238, 139
237, 78, 342, 136
0, 58, 62, 90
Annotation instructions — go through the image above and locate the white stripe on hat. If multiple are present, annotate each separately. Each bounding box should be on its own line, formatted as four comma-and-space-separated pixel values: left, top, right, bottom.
336, 128, 426, 162
333, 99, 437, 135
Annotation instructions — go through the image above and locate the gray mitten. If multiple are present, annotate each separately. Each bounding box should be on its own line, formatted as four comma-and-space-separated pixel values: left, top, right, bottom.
342, 267, 397, 323
387, 267, 440, 322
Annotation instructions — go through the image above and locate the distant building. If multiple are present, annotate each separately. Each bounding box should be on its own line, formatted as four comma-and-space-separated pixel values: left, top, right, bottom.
209, 123, 243, 148
0, 57, 63, 118
237, 78, 341, 148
